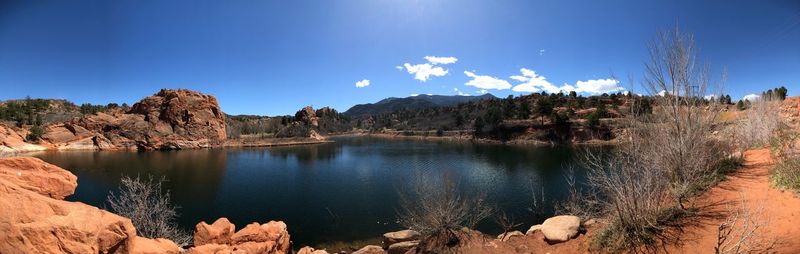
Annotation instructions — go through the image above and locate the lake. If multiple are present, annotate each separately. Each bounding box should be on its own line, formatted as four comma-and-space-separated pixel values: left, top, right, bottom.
32, 137, 591, 247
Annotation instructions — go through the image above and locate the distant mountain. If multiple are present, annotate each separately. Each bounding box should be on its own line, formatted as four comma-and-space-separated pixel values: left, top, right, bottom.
344, 94, 497, 117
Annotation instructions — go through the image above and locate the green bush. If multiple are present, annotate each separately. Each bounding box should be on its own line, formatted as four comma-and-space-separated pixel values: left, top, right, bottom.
26, 125, 45, 141
772, 157, 800, 192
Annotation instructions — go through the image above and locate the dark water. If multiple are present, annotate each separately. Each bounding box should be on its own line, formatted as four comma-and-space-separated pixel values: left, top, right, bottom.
32, 137, 590, 247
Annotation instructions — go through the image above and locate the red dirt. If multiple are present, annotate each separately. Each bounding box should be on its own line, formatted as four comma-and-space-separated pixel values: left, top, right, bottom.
665, 148, 800, 253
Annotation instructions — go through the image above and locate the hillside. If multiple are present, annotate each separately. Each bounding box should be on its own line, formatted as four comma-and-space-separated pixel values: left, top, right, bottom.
344, 94, 496, 117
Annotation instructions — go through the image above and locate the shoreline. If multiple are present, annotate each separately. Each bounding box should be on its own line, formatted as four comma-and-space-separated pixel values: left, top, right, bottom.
330, 130, 621, 146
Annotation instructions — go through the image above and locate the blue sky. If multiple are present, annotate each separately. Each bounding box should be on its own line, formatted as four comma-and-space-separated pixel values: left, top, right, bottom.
0, 0, 798, 115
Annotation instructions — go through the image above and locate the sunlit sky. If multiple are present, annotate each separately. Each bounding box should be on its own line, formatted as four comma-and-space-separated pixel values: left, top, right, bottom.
1, 0, 798, 115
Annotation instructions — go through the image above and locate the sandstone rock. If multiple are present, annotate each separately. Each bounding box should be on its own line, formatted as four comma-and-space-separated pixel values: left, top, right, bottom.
387, 240, 419, 254
0, 124, 46, 153
0, 157, 138, 253
541, 215, 581, 243
189, 219, 290, 254
525, 224, 542, 235
0, 157, 77, 199
294, 106, 319, 127
352, 245, 385, 254
194, 218, 236, 246
130, 237, 181, 254
382, 229, 420, 249
497, 230, 524, 241
297, 246, 330, 254
187, 243, 236, 254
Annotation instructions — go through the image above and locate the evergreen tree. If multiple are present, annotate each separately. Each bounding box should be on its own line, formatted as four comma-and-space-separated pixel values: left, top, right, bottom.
736, 100, 745, 110
534, 97, 553, 125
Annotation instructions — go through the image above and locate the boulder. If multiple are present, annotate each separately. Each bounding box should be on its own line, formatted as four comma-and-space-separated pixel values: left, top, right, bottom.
0, 124, 46, 153
540, 215, 581, 243
130, 237, 181, 254
0, 157, 77, 199
382, 229, 420, 249
353, 245, 386, 254
525, 224, 542, 235
189, 219, 291, 254
387, 240, 419, 254
0, 157, 138, 253
294, 106, 319, 127
497, 230, 524, 241
297, 246, 329, 254
194, 218, 236, 245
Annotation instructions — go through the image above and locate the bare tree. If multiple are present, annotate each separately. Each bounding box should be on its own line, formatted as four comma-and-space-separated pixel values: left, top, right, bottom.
107, 175, 191, 246
584, 27, 733, 251
397, 172, 493, 253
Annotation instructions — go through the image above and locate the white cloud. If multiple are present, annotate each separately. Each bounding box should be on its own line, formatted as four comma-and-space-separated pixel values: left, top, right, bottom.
402, 63, 448, 82
539, 49, 546, 56
453, 88, 471, 96
400, 56, 458, 82
704, 94, 716, 100
410, 93, 420, 97
355, 79, 370, 88
657, 90, 668, 96
464, 71, 512, 90
478, 89, 488, 95
395, 65, 404, 70
510, 68, 623, 95
743, 94, 760, 101
424, 56, 458, 65
573, 79, 624, 95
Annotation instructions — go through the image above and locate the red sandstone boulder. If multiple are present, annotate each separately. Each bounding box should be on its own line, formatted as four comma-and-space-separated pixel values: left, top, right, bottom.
194, 218, 236, 246
191, 219, 291, 254
0, 157, 138, 253
0, 157, 77, 199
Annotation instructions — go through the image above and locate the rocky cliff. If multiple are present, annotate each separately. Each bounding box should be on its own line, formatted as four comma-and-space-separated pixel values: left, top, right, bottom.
1, 89, 227, 152
0, 157, 291, 254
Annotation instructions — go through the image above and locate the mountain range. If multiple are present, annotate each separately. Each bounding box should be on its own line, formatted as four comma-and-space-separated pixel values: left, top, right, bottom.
344, 94, 497, 117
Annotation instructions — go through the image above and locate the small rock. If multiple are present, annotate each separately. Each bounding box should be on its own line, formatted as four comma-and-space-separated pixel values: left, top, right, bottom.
497, 230, 524, 241
541, 215, 581, 243
297, 246, 329, 254
382, 229, 420, 249
352, 245, 385, 254
387, 240, 419, 254
583, 218, 597, 226
526, 224, 542, 235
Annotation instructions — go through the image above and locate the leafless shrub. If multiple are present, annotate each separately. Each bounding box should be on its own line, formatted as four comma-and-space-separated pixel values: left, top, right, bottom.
555, 164, 601, 220
586, 27, 732, 252
107, 175, 191, 246
715, 195, 776, 254
397, 172, 493, 253
493, 211, 523, 238
737, 99, 780, 149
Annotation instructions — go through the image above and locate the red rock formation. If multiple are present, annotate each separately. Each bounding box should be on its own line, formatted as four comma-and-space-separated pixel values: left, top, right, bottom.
188, 219, 291, 254
0, 89, 228, 152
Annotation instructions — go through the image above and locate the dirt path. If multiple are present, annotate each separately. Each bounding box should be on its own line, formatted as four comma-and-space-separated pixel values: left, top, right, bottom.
667, 149, 800, 253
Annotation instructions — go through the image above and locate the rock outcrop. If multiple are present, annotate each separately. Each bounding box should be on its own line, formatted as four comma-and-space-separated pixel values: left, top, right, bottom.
0, 157, 141, 253
1, 89, 228, 152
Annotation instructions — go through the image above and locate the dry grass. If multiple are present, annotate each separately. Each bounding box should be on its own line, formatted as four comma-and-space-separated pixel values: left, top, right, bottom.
714, 195, 776, 254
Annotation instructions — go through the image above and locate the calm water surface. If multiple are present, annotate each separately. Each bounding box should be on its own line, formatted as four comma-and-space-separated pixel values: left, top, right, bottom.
33, 137, 591, 247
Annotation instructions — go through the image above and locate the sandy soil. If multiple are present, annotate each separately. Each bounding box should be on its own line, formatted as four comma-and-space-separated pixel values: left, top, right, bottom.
665, 148, 800, 253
